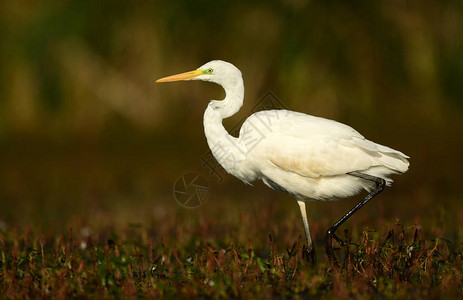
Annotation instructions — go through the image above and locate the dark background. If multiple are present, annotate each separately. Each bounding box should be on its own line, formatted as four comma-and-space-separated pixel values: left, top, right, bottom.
0, 1, 462, 242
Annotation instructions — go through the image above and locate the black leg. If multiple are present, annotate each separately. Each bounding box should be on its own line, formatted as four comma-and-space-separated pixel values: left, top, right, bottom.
324, 172, 386, 260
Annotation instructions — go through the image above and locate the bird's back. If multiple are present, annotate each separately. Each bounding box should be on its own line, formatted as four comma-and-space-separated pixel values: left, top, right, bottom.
235, 109, 409, 201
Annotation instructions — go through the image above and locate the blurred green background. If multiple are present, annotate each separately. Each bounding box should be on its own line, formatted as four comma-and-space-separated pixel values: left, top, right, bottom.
0, 1, 462, 240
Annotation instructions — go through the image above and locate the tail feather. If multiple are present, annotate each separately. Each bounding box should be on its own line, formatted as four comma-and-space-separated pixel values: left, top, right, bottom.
352, 137, 410, 174
375, 152, 410, 173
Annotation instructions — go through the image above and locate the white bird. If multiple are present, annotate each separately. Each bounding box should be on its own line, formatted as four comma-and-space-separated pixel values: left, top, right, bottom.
156, 60, 409, 262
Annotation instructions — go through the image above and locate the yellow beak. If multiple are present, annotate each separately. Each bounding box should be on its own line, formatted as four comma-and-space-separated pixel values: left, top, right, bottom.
155, 69, 203, 83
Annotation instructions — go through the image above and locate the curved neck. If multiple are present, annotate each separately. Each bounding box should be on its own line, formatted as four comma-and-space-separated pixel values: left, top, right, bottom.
203, 79, 244, 174
210, 77, 244, 119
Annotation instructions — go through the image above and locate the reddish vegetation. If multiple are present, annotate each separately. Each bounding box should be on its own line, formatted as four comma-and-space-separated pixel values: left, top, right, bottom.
0, 221, 460, 298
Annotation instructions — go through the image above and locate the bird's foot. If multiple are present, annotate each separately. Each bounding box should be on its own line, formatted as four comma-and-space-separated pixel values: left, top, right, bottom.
324, 228, 348, 266
324, 228, 348, 247
302, 245, 316, 265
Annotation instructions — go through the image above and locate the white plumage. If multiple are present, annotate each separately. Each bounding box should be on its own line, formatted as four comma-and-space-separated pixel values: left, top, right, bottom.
232, 109, 408, 200
156, 60, 409, 261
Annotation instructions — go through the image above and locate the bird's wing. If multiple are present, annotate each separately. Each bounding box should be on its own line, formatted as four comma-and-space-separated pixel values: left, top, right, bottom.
239, 110, 408, 178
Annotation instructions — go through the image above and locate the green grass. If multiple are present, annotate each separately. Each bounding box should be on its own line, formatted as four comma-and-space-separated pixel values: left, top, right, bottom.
1, 217, 461, 298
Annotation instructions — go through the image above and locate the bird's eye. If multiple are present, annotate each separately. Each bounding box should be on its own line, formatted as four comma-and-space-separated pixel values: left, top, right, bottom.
207, 68, 213, 74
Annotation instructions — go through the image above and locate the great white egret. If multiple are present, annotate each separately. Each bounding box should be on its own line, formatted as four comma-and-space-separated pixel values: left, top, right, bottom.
156, 60, 409, 262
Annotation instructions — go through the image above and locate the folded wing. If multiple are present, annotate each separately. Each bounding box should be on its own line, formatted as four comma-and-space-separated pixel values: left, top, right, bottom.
240, 110, 409, 178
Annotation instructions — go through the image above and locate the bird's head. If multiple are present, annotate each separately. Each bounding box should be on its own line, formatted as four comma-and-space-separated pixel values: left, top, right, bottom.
156, 60, 242, 87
